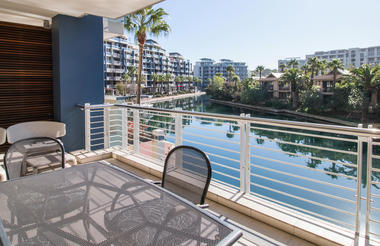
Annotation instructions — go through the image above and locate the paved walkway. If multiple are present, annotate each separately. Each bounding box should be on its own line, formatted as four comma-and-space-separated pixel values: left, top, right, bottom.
141, 91, 205, 104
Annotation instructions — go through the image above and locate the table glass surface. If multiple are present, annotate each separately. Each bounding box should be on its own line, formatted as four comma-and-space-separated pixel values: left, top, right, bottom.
0, 162, 238, 246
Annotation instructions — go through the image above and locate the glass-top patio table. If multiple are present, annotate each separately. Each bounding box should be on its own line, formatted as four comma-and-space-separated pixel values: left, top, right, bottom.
0, 162, 242, 246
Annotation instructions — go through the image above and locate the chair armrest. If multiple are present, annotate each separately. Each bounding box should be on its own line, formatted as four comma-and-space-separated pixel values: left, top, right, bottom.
197, 204, 209, 209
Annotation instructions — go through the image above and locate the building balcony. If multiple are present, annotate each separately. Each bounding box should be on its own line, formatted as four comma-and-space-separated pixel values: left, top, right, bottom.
114, 69, 124, 73
70, 103, 380, 246
279, 86, 290, 91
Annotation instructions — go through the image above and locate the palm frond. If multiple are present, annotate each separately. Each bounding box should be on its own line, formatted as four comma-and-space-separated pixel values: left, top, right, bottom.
150, 21, 171, 37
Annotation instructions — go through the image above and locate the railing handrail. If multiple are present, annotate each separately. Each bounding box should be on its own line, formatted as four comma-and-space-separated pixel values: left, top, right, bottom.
77, 103, 380, 137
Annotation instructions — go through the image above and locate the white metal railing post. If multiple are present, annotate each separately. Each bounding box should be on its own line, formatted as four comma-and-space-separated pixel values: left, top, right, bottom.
104, 107, 110, 148
175, 112, 183, 146
245, 114, 251, 194
365, 126, 373, 242
133, 109, 140, 154
355, 127, 364, 244
239, 113, 247, 193
84, 103, 91, 152
121, 108, 127, 149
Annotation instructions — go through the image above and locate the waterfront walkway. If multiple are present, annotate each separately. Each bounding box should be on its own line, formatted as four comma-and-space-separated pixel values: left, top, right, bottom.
210, 99, 358, 127
142, 91, 206, 103
105, 92, 206, 104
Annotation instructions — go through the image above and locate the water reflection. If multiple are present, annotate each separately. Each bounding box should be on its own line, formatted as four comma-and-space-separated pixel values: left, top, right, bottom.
152, 95, 379, 190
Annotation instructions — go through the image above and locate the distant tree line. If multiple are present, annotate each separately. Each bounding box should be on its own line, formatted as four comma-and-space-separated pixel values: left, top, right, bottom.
206, 58, 380, 123
113, 66, 202, 98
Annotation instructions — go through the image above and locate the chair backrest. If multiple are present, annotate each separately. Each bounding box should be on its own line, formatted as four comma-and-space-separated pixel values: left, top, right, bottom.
0, 128, 5, 145
162, 145, 211, 205
3, 137, 65, 180
7, 121, 66, 144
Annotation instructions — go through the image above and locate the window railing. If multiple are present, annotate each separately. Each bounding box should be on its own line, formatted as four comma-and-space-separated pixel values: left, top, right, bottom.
79, 103, 380, 244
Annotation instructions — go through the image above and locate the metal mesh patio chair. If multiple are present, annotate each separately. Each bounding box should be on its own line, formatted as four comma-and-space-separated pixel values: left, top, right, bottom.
159, 145, 212, 206
6, 121, 77, 167
6, 121, 66, 143
3, 137, 65, 180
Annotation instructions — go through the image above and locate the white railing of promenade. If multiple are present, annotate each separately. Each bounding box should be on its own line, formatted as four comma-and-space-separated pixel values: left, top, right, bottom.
80, 103, 380, 244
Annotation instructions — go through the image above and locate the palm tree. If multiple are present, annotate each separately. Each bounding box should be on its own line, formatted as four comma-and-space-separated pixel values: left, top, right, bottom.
328, 59, 345, 85
151, 73, 158, 93
288, 59, 299, 69
174, 76, 181, 92
280, 68, 304, 107
121, 73, 131, 95
300, 64, 309, 76
307, 57, 319, 82
157, 74, 165, 93
121, 72, 131, 83
232, 74, 240, 88
206, 78, 212, 88
126, 66, 137, 93
124, 7, 170, 104
226, 65, 235, 84
279, 63, 286, 72
165, 73, 172, 92
179, 75, 185, 91
318, 59, 328, 75
350, 64, 380, 121
256, 65, 265, 79
126, 66, 137, 81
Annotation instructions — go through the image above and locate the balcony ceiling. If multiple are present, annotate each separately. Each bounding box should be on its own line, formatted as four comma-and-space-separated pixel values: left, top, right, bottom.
0, 0, 164, 27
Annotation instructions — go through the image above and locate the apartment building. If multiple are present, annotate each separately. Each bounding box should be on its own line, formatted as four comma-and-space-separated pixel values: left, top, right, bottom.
258, 72, 291, 99
169, 52, 192, 77
306, 46, 380, 68
277, 57, 306, 71
104, 36, 192, 90
193, 58, 248, 87
259, 69, 351, 99
313, 69, 350, 96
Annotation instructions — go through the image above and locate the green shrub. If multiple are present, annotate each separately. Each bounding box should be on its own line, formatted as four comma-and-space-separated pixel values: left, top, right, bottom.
299, 86, 323, 113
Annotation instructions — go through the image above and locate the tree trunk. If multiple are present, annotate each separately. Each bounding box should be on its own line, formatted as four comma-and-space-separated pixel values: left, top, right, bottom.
291, 91, 296, 108
137, 42, 144, 104
333, 70, 337, 86
370, 89, 378, 106
361, 95, 370, 123
291, 82, 297, 108
310, 67, 314, 87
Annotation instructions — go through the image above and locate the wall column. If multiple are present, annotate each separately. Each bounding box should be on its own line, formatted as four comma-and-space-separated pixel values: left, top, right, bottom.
52, 14, 104, 151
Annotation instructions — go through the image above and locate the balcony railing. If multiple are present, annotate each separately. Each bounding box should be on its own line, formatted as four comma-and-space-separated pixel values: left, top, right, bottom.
79, 103, 380, 243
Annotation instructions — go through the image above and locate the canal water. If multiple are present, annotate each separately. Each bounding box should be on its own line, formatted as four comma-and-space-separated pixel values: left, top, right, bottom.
151, 95, 380, 235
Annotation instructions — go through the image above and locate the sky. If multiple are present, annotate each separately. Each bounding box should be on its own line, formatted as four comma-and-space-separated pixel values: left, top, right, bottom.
136, 0, 380, 70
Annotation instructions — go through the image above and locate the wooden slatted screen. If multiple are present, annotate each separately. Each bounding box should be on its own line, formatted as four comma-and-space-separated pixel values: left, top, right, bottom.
0, 21, 53, 152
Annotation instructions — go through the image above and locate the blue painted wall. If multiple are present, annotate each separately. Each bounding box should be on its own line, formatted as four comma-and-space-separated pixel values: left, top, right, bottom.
52, 14, 104, 151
